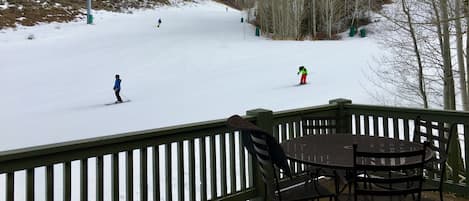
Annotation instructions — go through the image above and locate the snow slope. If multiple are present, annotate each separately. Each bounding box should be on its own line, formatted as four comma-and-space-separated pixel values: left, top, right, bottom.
0, 1, 381, 151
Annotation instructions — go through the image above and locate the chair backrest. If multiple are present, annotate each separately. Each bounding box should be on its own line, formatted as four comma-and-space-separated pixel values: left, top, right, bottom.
413, 117, 457, 182
227, 115, 292, 199
301, 115, 338, 135
352, 142, 429, 201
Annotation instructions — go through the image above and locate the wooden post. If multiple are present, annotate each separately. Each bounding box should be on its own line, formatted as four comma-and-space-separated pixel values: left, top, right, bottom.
246, 108, 274, 200
329, 98, 352, 133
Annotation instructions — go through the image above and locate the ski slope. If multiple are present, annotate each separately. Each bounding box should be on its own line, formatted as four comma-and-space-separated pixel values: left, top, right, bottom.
0, 0, 381, 151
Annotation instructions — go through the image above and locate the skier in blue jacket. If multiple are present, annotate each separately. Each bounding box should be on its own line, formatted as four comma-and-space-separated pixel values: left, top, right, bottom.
113, 74, 123, 103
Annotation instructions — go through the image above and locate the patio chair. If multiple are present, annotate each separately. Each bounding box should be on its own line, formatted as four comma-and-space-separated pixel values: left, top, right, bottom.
352, 142, 429, 201
227, 115, 335, 201
413, 117, 459, 201
301, 115, 338, 135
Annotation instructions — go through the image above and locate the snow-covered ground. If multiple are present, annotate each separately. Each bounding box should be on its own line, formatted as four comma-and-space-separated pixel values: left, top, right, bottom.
0, 1, 381, 152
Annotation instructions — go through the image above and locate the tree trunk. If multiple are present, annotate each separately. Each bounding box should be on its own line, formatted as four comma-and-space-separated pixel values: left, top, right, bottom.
313, 0, 316, 38
434, 0, 456, 110
454, 0, 469, 110
401, 0, 428, 108
351, 0, 359, 27
328, 0, 330, 38
465, 0, 469, 110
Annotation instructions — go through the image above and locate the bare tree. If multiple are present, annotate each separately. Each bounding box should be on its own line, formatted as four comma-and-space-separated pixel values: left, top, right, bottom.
466, 0, 469, 110
371, 1, 438, 107
433, 0, 456, 110
452, 0, 469, 110
372, 0, 464, 182
401, 0, 428, 108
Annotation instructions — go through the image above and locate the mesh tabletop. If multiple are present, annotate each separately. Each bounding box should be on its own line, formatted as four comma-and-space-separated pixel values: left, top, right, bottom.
281, 134, 431, 169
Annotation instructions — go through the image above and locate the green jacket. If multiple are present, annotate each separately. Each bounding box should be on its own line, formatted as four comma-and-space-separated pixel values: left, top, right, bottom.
298, 68, 308, 75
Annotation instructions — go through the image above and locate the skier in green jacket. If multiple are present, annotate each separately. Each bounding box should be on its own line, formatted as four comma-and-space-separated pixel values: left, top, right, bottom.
297, 66, 308, 84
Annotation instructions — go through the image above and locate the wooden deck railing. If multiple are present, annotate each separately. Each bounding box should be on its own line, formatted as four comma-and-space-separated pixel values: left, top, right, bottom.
1, 98, 468, 200
0, 118, 257, 201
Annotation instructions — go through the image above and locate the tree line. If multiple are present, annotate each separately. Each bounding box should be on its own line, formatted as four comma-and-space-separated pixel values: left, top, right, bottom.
235, 0, 382, 40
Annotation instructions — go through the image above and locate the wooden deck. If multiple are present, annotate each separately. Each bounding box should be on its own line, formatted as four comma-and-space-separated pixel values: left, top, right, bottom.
318, 179, 469, 201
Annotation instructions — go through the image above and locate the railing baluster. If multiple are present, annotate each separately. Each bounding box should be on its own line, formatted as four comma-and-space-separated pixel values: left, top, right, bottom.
177, 142, 184, 201
275, 124, 283, 178
96, 156, 104, 201
288, 122, 294, 140
229, 132, 236, 194
7, 172, 14, 201
299, 120, 305, 137
273, 124, 280, 140
290, 121, 298, 173
140, 148, 148, 201
81, 159, 88, 201
64, 162, 71, 201
404, 119, 410, 141
384, 117, 390, 138
200, 136, 207, 201
189, 139, 196, 200
239, 132, 246, 191
126, 151, 133, 201
354, 114, 360, 135
464, 124, 469, 189
373, 116, 379, 137
220, 133, 227, 196
393, 118, 399, 139
165, 144, 172, 201
294, 121, 300, 139
46, 165, 54, 201
364, 115, 370, 136
210, 135, 217, 199
152, 146, 159, 201
112, 153, 119, 201
431, 122, 439, 181
281, 123, 287, 142
320, 119, 326, 134
26, 168, 34, 201
247, 149, 254, 188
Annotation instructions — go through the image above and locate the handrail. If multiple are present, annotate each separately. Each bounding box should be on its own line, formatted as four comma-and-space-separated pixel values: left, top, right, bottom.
0, 118, 235, 172
346, 104, 469, 121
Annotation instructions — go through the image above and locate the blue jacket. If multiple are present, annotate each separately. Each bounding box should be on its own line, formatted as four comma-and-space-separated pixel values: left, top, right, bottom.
113, 79, 121, 90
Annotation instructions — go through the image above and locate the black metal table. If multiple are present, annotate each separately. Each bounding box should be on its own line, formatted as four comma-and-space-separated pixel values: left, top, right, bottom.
281, 134, 433, 200
281, 134, 432, 169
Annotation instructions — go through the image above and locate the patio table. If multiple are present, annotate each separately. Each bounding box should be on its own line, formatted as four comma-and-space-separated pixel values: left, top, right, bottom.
281, 134, 433, 169
281, 133, 434, 200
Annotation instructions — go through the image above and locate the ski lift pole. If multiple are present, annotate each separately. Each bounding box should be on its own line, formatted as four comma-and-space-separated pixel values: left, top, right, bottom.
87, 0, 93, 24
243, 12, 246, 40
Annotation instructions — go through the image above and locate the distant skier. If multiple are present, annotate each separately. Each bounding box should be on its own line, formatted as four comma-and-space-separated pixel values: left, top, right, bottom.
113, 74, 123, 103
157, 18, 162, 28
297, 66, 308, 85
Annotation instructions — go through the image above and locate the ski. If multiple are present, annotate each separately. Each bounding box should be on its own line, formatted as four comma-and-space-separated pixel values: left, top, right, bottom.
105, 100, 131, 106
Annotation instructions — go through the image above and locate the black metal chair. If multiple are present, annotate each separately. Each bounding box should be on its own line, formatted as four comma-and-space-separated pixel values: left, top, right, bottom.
227, 115, 335, 201
352, 142, 429, 201
413, 117, 459, 201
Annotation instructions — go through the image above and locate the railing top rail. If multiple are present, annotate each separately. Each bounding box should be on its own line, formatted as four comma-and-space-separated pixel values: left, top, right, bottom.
0, 115, 254, 163
273, 103, 338, 118
346, 103, 469, 119
0, 103, 340, 162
